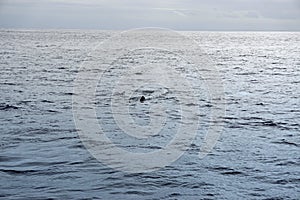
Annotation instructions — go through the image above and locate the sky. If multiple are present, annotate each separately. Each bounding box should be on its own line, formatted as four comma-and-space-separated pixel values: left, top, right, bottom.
0, 0, 299, 31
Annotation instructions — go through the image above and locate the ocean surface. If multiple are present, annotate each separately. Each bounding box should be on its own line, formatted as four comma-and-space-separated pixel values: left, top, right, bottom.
0, 29, 299, 199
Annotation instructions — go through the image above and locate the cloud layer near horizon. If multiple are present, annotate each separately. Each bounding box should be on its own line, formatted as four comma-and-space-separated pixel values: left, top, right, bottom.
0, 0, 299, 30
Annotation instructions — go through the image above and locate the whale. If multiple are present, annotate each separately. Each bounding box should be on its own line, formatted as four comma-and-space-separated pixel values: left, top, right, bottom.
140, 96, 145, 103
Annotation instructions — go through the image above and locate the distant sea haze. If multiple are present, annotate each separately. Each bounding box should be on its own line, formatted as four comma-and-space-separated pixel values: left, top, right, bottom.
0, 30, 299, 199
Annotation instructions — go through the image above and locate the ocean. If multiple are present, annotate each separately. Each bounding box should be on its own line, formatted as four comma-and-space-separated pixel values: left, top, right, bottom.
0, 29, 299, 199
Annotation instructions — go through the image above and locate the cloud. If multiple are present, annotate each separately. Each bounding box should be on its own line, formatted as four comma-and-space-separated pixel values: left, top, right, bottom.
0, 0, 299, 30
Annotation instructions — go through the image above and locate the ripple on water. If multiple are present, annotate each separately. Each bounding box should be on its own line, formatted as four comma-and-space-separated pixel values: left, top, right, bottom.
0, 30, 299, 199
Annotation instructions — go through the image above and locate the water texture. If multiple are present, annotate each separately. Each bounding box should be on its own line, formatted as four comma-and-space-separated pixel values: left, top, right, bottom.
0, 30, 299, 199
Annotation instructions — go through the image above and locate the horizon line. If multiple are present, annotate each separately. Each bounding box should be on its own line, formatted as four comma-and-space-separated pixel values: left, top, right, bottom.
1, 27, 300, 32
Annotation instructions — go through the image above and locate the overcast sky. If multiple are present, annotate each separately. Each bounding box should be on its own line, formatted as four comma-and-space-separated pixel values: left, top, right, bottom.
0, 0, 299, 31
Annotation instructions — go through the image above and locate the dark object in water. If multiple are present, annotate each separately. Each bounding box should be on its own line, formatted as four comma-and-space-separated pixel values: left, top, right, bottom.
140, 96, 145, 103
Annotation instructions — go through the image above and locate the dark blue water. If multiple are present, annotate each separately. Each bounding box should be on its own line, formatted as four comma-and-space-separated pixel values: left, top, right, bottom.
0, 30, 299, 199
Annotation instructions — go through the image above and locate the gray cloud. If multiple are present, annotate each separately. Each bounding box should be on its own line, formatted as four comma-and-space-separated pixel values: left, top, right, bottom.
0, 0, 299, 30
